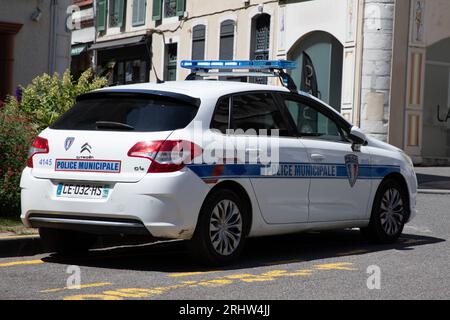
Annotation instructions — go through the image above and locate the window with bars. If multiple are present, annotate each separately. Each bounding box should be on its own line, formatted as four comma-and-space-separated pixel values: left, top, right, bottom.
164, 0, 177, 18
250, 14, 271, 84
153, 0, 185, 21
165, 43, 178, 81
109, 0, 125, 28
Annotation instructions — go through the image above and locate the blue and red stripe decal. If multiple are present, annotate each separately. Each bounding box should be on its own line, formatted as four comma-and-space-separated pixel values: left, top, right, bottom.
187, 163, 400, 181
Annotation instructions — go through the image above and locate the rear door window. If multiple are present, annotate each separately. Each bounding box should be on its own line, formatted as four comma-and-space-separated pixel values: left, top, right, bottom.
231, 92, 291, 136
210, 97, 230, 134
51, 93, 199, 132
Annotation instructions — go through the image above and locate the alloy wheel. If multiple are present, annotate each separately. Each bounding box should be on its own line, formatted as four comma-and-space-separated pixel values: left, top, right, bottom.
209, 199, 243, 256
380, 188, 405, 236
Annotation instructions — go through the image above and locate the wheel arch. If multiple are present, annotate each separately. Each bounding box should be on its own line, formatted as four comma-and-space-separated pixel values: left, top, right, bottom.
205, 180, 253, 236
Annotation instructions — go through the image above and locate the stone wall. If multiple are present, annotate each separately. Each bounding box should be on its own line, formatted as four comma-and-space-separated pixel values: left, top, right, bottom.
360, 0, 395, 142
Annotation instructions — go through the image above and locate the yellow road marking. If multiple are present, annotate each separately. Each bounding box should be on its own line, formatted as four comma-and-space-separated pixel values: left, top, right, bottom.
314, 262, 357, 271
63, 262, 356, 300
196, 279, 233, 287
41, 282, 112, 293
102, 288, 161, 298
0, 259, 44, 267
225, 273, 277, 283
64, 294, 122, 300
263, 269, 313, 277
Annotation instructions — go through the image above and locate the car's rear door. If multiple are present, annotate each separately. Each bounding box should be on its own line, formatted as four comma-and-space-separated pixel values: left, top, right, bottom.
279, 93, 372, 222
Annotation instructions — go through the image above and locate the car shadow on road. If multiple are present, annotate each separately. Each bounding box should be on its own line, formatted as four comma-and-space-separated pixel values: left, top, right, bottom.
41, 229, 445, 273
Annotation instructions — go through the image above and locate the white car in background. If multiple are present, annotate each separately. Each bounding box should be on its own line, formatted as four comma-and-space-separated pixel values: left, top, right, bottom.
20, 61, 417, 265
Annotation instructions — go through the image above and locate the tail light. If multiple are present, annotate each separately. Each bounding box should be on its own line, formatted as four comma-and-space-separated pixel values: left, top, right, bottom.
128, 140, 202, 173
27, 137, 49, 168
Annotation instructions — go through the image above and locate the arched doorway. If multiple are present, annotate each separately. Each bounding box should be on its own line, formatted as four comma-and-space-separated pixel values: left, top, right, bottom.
423, 37, 450, 159
288, 31, 343, 111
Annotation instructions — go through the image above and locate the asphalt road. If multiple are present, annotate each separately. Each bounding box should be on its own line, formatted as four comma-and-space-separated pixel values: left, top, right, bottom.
0, 194, 448, 300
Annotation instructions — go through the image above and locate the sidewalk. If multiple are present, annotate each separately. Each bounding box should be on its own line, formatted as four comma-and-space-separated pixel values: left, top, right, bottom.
415, 166, 450, 193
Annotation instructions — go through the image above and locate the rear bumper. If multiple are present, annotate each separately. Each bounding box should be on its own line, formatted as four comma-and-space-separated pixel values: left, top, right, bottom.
20, 168, 209, 239
28, 214, 149, 235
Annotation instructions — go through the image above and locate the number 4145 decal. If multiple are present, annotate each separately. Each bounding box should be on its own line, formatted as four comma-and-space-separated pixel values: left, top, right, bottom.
38, 158, 53, 167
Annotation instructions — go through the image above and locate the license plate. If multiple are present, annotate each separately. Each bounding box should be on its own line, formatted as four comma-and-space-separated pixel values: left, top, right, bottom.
56, 183, 110, 199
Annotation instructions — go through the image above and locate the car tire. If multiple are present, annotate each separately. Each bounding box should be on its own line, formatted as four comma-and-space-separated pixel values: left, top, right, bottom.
39, 228, 97, 253
361, 178, 409, 244
189, 189, 249, 266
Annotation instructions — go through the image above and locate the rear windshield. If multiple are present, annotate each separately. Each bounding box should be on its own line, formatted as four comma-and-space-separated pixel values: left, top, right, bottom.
51, 93, 199, 132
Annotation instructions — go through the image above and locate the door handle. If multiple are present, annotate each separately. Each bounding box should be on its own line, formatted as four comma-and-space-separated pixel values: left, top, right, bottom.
245, 149, 262, 162
311, 153, 325, 161
245, 148, 261, 153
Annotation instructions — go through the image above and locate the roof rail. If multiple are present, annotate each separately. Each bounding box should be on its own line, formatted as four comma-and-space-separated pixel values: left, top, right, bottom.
181, 60, 298, 92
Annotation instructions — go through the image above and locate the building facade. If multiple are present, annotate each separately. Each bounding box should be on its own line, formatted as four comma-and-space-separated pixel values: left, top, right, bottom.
87, 0, 450, 164
71, 0, 95, 79
149, 0, 280, 83
390, 0, 450, 165
89, 0, 154, 85
0, 0, 72, 102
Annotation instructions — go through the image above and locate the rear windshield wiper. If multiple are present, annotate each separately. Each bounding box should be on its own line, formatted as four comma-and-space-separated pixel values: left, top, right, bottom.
95, 121, 135, 131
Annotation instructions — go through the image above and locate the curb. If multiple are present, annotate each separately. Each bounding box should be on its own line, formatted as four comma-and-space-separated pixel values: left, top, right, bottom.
418, 189, 450, 195
0, 234, 47, 258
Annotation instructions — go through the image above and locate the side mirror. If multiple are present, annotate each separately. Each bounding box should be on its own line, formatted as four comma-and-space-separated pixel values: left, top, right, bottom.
349, 126, 367, 145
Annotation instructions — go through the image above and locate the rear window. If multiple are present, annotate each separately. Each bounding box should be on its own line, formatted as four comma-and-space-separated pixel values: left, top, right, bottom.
51, 93, 199, 132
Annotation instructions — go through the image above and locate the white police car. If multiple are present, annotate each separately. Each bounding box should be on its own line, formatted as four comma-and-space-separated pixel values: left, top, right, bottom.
21, 60, 417, 265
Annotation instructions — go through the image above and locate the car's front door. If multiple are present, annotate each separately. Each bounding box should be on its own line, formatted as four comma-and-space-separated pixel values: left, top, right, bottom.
229, 92, 310, 224
280, 94, 372, 222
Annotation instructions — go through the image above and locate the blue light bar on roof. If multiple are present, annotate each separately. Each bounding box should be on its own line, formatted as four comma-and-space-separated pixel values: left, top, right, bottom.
181, 60, 297, 70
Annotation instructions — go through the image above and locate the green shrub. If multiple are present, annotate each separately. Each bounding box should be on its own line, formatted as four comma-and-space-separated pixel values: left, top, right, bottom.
0, 69, 107, 216
0, 99, 36, 216
19, 68, 108, 132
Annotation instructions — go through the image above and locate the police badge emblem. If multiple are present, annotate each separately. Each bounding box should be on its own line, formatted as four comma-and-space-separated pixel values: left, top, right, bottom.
64, 137, 75, 151
345, 154, 359, 187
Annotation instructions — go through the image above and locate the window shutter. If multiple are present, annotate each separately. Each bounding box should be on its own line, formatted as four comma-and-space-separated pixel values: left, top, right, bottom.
192, 25, 205, 60
116, 0, 125, 27
220, 20, 235, 60
176, 0, 185, 17
133, 0, 146, 26
152, 0, 162, 21
97, 0, 107, 31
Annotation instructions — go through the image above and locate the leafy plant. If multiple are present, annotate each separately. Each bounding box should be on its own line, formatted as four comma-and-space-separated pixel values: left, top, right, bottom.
19, 68, 108, 132
0, 99, 35, 216
0, 69, 107, 216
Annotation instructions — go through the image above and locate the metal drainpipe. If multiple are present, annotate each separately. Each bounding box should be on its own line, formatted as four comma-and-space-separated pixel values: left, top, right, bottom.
92, 0, 98, 74
48, 0, 58, 74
